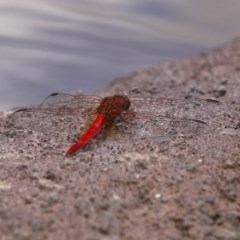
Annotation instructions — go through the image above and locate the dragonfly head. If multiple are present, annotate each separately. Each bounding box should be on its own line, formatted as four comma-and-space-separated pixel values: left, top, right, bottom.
119, 95, 131, 111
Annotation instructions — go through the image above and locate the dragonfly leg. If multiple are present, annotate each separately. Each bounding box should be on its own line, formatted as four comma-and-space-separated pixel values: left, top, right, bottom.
101, 122, 118, 139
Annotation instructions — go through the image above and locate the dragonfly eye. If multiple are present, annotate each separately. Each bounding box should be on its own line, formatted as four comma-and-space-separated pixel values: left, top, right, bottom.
123, 102, 130, 111
122, 97, 131, 111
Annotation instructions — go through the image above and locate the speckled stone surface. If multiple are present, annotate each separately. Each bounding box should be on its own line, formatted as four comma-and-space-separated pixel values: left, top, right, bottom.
0, 37, 240, 240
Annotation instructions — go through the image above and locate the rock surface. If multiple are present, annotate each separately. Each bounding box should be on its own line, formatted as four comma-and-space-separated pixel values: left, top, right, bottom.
0, 38, 240, 240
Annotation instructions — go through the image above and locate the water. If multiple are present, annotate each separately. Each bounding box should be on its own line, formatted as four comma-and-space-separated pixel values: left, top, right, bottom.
1, 0, 240, 111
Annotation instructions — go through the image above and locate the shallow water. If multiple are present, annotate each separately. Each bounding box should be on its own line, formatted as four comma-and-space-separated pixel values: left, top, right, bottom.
1, 0, 240, 111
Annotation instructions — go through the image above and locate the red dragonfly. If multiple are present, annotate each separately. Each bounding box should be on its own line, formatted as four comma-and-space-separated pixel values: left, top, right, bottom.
10, 92, 221, 156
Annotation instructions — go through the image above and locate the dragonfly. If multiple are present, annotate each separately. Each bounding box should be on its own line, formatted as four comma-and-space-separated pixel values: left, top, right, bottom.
9, 92, 222, 156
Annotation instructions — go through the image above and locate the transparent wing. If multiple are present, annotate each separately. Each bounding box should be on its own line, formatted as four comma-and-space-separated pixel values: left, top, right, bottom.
129, 95, 225, 119
40, 92, 102, 109
10, 106, 95, 116
7, 91, 101, 135
7, 105, 97, 141
113, 110, 209, 140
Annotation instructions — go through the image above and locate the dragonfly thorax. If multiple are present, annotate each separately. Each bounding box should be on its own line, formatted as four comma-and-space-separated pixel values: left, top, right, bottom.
97, 95, 131, 119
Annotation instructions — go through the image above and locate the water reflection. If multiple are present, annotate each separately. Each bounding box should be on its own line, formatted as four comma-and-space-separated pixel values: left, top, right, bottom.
0, 0, 240, 110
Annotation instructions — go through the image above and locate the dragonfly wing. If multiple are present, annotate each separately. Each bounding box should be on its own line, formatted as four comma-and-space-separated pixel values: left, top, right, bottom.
41, 92, 102, 109
10, 106, 96, 116
8, 92, 101, 133
7, 106, 96, 141
129, 96, 225, 119
114, 110, 210, 140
